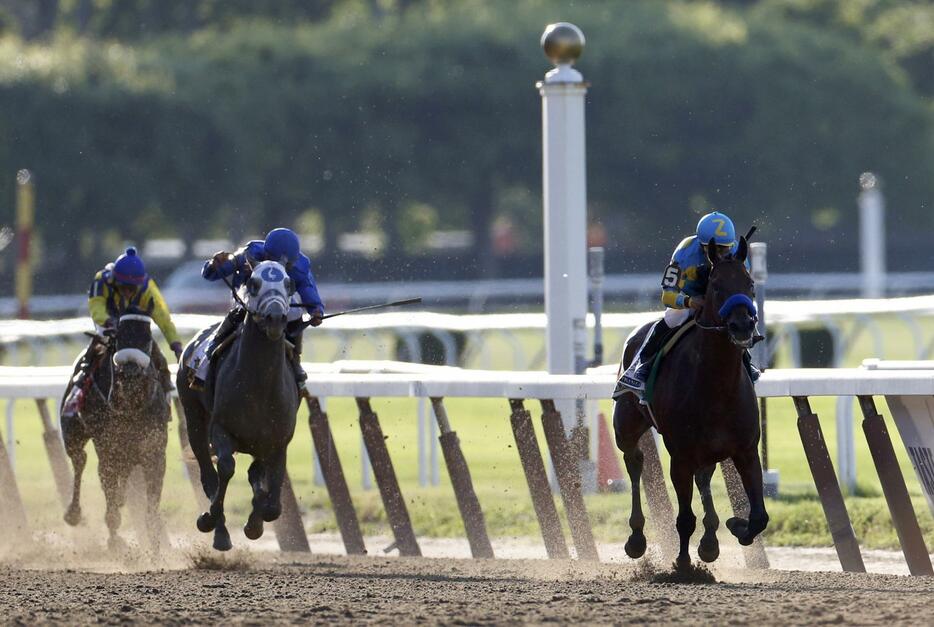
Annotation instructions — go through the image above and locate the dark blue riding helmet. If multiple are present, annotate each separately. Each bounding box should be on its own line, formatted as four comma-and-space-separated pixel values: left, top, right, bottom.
112, 247, 148, 286
264, 228, 300, 266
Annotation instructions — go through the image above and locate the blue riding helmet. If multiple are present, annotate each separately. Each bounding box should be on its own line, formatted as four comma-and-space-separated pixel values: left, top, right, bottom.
696, 211, 736, 247
264, 228, 301, 266
112, 247, 148, 286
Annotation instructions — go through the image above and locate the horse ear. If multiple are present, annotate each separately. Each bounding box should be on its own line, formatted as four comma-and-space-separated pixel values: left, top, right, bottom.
736, 236, 748, 263
705, 237, 718, 265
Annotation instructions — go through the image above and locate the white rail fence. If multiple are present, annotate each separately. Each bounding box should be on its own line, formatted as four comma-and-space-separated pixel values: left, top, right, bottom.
0, 363, 932, 574
5, 294, 934, 370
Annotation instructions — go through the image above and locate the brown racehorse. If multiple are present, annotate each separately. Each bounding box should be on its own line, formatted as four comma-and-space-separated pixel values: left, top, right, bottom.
614, 236, 767, 567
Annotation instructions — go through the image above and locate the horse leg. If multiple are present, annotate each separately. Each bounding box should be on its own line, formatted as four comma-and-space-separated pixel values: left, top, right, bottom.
98, 460, 125, 552
614, 396, 650, 559
694, 464, 720, 562
243, 459, 267, 540
197, 425, 235, 551
261, 451, 287, 523
184, 403, 218, 500
142, 449, 167, 553
62, 416, 88, 526
726, 447, 770, 546
670, 457, 696, 569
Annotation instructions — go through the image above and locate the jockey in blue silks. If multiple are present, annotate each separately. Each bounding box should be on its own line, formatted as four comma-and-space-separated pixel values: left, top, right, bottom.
189, 227, 324, 393
615, 211, 759, 400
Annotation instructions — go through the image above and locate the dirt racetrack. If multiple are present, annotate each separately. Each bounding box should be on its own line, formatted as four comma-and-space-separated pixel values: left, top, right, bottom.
2, 549, 933, 625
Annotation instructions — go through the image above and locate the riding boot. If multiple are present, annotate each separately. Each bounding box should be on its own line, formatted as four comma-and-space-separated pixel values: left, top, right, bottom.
62, 343, 94, 418
286, 324, 309, 397
743, 349, 761, 383
191, 308, 245, 390
616, 320, 671, 397
150, 343, 173, 394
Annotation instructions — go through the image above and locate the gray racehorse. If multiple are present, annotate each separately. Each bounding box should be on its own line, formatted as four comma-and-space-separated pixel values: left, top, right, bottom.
61, 312, 170, 551
177, 260, 299, 551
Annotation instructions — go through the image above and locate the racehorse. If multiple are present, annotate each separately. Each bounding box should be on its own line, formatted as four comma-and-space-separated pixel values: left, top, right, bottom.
177, 260, 299, 551
61, 312, 170, 551
614, 236, 768, 567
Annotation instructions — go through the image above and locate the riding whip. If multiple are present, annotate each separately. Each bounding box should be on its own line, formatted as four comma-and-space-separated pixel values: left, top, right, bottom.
293, 297, 422, 320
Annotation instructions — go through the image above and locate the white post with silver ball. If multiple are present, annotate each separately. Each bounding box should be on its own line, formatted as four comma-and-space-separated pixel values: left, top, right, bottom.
539, 22, 589, 434
539, 23, 594, 493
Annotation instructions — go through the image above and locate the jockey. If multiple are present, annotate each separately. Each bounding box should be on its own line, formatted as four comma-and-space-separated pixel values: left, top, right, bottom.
62, 247, 182, 418
616, 211, 759, 399
190, 227, 324, 393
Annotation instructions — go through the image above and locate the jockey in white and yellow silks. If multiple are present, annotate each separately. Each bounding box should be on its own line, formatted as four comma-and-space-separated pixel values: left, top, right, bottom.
615, 211, 759, 400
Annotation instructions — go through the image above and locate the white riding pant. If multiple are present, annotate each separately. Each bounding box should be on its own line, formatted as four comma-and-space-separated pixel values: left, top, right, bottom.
664, 307, 691, 328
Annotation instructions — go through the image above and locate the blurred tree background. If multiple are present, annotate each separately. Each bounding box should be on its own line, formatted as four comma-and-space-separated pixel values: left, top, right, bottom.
0, 0, 931, 291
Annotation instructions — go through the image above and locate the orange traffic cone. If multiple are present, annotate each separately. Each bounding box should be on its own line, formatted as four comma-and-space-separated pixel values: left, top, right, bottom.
597, 412, 627, 493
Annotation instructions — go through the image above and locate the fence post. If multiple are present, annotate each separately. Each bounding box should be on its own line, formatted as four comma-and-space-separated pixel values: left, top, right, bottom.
0, 414, 27, 534
857, 396, 933, 576
35, 398, 71, 507
431, 397, 494, 559
508, 398, 569, 559
793, 396, 865, 572
306, 396, 366, 556
273, 472, 311, 553
540, 399, 598, 560
637, 429, 678, 557
357, 397, 421, 557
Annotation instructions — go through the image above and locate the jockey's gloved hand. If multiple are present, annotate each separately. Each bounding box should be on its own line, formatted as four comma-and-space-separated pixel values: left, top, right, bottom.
210, 251, 232, 270
102, 318, 117, 337
170, 341, 183, 360
687, 296, 705, 312
309, 310, 324, 327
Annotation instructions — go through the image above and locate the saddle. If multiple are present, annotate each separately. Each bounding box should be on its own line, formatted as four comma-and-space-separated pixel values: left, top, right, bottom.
642, 320, 696, 406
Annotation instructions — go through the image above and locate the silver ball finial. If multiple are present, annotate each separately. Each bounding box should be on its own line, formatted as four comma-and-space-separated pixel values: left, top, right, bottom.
541, 22, 585, 66
859, 171, 879, 191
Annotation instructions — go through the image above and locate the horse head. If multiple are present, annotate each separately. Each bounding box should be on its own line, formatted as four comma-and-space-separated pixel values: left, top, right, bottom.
242, 260, 294, 341
703, 235, 757, 348
112, 312, 155, 378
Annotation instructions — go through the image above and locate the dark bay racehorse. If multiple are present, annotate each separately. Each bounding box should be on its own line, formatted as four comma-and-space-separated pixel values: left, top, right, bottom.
614, 236, 768, 567
177, 260, 299, 551
62, 312, 170, 551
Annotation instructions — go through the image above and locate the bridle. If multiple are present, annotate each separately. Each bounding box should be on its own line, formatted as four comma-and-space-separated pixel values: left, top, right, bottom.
695, 293, 758, 333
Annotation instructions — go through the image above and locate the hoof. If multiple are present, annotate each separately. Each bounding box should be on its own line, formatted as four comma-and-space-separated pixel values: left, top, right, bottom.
697, 537, 720, 563
243, 513, 264, 541
726, 517, 748, 539
624, 533, 647, 559
213, 527, 233, 552
196, 512, 216, 533
64, 505, 82, 527
675, 554, 691, 570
